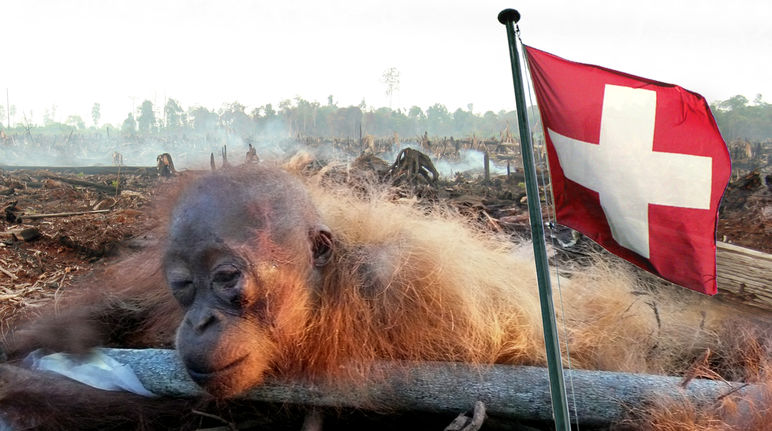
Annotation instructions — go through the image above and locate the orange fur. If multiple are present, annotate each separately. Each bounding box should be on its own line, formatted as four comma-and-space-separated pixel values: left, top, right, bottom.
1, 165, 769, 429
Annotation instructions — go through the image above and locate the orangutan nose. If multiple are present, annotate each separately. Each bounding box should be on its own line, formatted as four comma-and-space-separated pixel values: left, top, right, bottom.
185, 306, 218, 335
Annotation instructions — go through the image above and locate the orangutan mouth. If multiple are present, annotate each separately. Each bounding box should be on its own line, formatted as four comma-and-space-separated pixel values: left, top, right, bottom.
185, 354, 250, 382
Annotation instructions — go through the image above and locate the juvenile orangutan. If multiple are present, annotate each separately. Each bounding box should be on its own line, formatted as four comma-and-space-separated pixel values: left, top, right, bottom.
0, 165, 768, 430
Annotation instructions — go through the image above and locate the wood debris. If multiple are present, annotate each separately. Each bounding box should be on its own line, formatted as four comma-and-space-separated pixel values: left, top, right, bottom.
0, 227, 40, 242
20, 209, 111, 221
0, 167, 157, 329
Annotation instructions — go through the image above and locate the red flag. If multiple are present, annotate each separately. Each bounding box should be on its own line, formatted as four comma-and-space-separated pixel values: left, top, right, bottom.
525, 46, 731, 295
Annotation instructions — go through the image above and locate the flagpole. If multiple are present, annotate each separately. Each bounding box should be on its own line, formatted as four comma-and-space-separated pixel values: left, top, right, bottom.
498, 9, 571, 430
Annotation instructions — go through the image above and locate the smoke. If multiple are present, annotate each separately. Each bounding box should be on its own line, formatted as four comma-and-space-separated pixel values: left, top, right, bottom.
433, 149, 509, 178
0, 120, 296, 169
1, 123, 512, 180
379, 141, 509, 179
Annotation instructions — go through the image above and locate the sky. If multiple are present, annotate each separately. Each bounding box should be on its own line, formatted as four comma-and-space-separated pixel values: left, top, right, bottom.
2, 0, 771, 126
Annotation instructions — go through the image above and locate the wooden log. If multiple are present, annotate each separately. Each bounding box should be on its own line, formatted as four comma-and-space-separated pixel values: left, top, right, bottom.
483, 151, 490, 183
21, 209, 110, 220
39, 174, 118, 193
101, 348, 751, 426
716, 241, 772, 311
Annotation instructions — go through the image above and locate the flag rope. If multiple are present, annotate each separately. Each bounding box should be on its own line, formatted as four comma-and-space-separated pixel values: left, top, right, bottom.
518, 35, 582, 429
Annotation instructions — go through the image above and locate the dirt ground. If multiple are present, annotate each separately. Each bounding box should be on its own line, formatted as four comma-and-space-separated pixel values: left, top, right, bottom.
0, 167, 161, 331
0, 161, 769, 334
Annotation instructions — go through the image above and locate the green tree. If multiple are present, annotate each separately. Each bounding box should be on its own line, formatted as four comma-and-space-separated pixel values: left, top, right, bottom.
426, 103, 451, 136
452, 108, 474, 137
278, 99, 297, 134
121, 113, 137, 135
332, 106, 362, 138
408, 106, 426, 136
136, 100, 156, 133
91, 103, 101, 127
219, 101, 252, 135
480, 111, 499, 138
408, 105, 425, 120
718, 95, 749, 112
189, 106, 218, 132
712, 94, 772, 141
164, 98, 184, 130
65, 115, 86, 130
263, 103, 276, 118
293, 97, 319, 136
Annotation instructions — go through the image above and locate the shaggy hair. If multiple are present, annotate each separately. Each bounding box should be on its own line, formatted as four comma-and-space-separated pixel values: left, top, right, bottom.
0, 165, 768, 429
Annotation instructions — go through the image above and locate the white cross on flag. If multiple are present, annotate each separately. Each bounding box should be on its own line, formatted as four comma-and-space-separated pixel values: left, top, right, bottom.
525, 46, 731, 295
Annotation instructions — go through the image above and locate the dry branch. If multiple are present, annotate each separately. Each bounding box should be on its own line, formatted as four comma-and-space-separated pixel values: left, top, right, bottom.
481, 210, 503, 233
101, 348, 754, 427
0, 266, 17, 280
20, 209, 110, 220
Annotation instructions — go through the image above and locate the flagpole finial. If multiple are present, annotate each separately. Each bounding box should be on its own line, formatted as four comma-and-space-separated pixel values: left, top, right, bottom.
497, 8, 521, 25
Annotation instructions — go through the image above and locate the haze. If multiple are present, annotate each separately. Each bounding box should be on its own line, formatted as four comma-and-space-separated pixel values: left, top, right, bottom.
3, 0, 771, 126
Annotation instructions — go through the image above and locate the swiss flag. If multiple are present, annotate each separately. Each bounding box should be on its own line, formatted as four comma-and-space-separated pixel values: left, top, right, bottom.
525, 46, 731, 295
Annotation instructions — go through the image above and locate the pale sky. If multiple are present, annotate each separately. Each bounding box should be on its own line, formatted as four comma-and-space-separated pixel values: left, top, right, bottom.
3, 0, 771, 126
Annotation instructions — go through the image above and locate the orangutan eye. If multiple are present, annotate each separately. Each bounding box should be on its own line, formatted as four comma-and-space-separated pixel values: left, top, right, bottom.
212, 263, 241, 290
170, 279, 193, 290
166, 269, 195, 306
166, 267, 192, 290
212, 265, 241, 285
210, 264, 244, 306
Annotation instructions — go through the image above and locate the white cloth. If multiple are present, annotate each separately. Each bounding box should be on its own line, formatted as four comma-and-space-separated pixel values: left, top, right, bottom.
22, 349, 156, 397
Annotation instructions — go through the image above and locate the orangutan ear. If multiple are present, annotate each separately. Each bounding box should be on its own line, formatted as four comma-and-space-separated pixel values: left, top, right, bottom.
311, 225, 333, 267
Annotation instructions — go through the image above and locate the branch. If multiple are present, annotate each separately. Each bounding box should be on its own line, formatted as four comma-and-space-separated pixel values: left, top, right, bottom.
21, 209, 110, 220
100, 348, 754, 426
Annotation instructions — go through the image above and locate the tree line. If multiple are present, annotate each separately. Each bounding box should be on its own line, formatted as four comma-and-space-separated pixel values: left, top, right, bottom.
1, 94, 770, 142
709, 95, 772, 142
112, 97, 523, 141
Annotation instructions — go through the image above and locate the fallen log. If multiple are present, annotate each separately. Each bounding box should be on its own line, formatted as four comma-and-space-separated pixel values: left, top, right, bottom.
21, 209, 110, 220
101, 348, 752, 427
716, 241, 772, 312
38, 174, 117, 193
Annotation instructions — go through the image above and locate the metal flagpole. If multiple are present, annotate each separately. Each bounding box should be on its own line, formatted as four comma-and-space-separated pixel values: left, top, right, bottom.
498, 9, 571, 430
